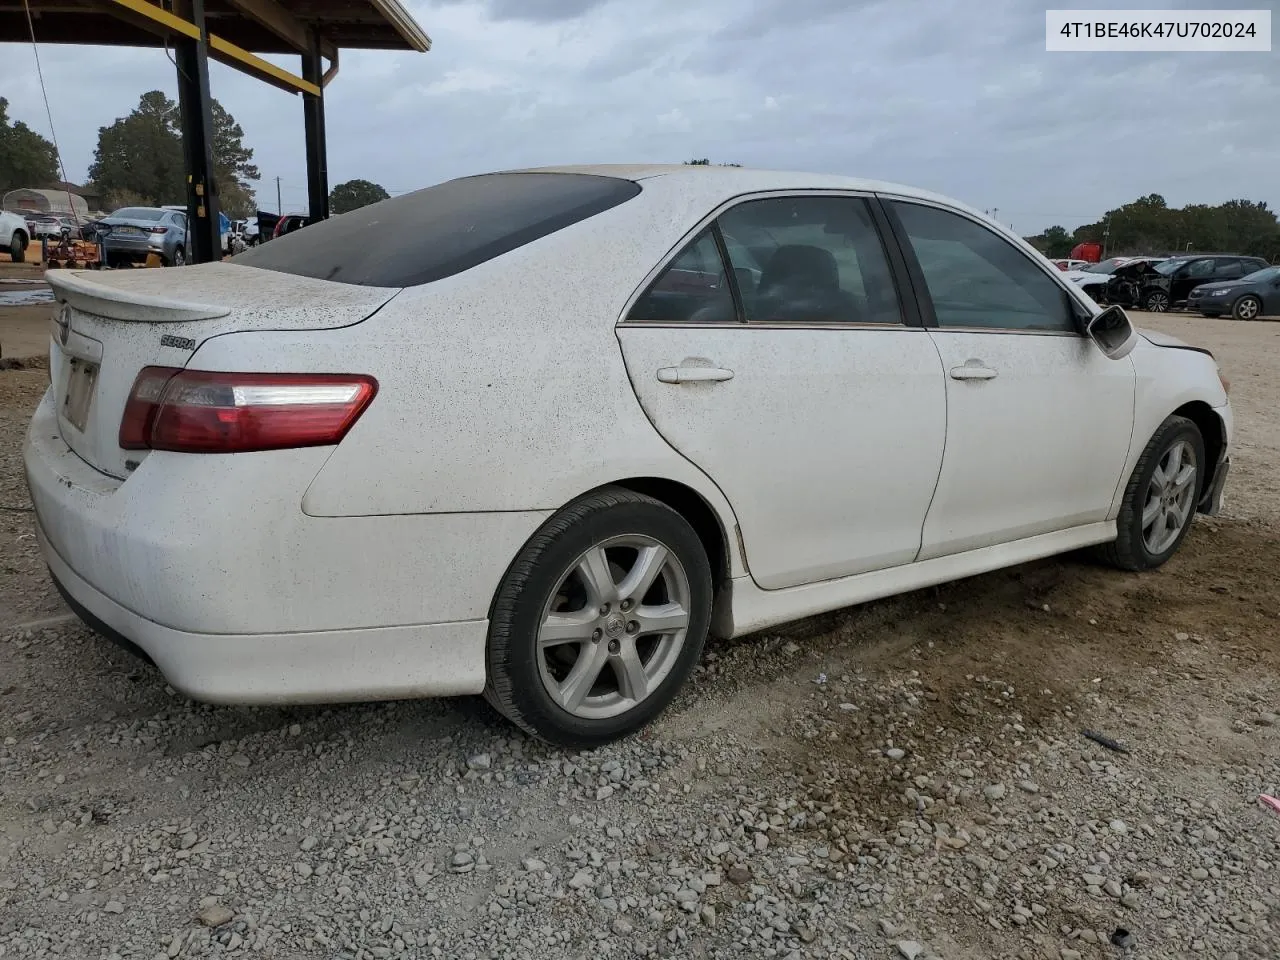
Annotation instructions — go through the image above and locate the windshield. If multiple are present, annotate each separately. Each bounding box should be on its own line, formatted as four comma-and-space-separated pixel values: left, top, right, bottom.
110, 207, 165, 221
1241, 265, 1280, 283
1154, 259, 1188, 276
1082, 257, 1126, 273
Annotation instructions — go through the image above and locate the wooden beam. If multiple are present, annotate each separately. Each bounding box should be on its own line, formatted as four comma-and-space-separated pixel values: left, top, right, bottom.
223, 0, 334, 58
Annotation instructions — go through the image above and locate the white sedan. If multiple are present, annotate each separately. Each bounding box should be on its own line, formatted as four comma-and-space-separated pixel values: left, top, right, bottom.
25, 165, 1232, 747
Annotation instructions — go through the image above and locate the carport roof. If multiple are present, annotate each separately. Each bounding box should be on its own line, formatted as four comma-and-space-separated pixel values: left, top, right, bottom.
0, 0, 430, 53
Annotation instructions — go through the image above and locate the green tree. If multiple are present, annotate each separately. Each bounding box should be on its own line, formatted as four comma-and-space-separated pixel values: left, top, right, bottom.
89, 91, 259, 215
0, 97, 59, 194
329, 179, 390, 214
211, 101, 259, 218
1037, 225, 1073, 258
683, 158, 742, 167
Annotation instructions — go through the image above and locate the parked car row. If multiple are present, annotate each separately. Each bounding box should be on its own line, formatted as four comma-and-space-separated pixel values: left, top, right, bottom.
1063, 253, 1274, 319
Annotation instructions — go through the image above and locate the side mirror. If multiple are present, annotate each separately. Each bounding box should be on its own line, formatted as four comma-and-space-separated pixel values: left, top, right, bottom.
1087, 305, 1138, 361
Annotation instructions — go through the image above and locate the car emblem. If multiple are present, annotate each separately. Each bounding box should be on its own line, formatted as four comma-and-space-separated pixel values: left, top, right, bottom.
54, 305, 71, 346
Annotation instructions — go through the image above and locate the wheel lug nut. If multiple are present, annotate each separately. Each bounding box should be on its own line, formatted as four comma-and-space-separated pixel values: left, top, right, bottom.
599, 604, 610, 615
591, 628, 602, 642
620, 599, 632, 612
608, 639, 620, 654
626, 621, 638, 634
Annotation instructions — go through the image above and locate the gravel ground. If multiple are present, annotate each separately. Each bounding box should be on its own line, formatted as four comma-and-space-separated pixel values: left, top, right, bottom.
1, 312, 1278, 960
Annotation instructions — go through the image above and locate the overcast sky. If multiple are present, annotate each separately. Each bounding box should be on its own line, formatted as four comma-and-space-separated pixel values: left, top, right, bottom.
2, 0, 1276, 233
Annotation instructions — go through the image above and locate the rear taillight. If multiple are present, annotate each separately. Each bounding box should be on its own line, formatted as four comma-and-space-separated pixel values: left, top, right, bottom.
148, 226, 169, 234
119, 367, 377, 453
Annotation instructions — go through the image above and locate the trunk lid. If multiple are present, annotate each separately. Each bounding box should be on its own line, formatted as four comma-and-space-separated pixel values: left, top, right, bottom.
46, 262, 399, 480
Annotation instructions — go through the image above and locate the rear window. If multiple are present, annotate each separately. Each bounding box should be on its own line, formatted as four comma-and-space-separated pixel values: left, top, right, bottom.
231, 172, 642, 287
111, 207, 165, 221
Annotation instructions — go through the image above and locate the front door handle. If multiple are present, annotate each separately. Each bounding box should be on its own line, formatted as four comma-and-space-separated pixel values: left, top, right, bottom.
949, 360, 998, 381
657, 366, 735, 384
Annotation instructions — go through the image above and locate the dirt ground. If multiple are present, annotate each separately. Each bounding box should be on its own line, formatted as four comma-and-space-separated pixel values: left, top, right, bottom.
1, 307, 1277, 960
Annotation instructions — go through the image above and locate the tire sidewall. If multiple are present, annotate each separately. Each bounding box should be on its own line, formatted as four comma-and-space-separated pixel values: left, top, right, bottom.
1122, 419, 1205, 568
488, 496, 712, 747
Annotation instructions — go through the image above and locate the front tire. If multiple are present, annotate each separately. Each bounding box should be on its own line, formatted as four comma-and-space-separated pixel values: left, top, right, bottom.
1143, 290, 1170, 313
485, 487, 712, 748
1095, 416, 1204, 571
1232, 295, 1261, 321
10, 231, 27, 263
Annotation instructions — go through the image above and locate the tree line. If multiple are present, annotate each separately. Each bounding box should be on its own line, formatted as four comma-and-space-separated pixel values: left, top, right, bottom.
0, 92, 392, 220
1026, 193, 1280, 262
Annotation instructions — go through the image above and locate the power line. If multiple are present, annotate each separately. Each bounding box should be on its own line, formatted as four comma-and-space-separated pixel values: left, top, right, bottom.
21, 0, 81, 227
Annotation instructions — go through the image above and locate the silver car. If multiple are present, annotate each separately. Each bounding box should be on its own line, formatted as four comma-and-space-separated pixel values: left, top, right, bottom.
100, 207, 189, 267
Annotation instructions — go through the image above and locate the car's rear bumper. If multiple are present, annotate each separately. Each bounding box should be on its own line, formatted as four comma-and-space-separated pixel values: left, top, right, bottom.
23, 388, 547, 704
40, 525, 488, 703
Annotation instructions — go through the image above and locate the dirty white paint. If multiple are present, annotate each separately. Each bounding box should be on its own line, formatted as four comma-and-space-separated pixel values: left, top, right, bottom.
23, 165, 1235, 708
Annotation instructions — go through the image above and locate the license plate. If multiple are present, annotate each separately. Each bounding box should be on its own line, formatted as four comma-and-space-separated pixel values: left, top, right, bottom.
116, 226, 142, 236
62, 358, 99, 432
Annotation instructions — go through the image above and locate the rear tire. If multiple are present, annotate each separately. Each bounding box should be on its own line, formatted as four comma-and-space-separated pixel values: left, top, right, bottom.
484, 487, 712, 748
1093, 415, 1204, 572
1232, 295, 1261, 321
10, 231, 26, 263
168, 247, 186, 267
1142, 290, 1170, 313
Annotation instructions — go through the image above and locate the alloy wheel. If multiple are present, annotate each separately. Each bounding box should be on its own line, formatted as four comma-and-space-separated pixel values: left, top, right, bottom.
1141, 439, 1198, 554
536, 535, 691, 720
1236, 297, 1260, 321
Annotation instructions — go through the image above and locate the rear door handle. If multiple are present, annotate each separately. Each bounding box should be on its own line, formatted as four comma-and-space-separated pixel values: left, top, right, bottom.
949, 360, 998, 381
657, 366, 735, 384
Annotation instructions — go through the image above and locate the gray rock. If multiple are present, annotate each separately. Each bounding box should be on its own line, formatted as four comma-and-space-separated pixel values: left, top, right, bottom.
886, 748, 906, 761
466, 753, 491, 771
1018, 780, 1040, 794
197, 903, 233, 927
896, 941, 925, 960
982, 784, 1006, 802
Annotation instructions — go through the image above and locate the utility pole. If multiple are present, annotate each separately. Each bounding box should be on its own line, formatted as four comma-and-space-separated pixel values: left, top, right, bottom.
276, 177, 282, 215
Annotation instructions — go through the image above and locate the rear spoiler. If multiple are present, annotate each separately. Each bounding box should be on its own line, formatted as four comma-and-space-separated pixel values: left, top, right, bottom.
46, 270, 231, 323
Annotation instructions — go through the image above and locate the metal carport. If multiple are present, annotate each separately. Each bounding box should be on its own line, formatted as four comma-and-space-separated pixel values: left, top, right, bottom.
0, 0, 430, 262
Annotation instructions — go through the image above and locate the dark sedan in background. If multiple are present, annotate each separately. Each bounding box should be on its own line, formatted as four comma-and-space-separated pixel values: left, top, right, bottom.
1187, 264, 1280, 321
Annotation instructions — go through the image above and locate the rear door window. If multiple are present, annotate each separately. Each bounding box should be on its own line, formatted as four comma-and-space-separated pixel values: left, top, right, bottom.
233, 172, 641, 287
718, 196, 904, 325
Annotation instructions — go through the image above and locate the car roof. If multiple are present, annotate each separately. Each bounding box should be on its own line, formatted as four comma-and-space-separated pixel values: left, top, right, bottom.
496, 163, 966, 208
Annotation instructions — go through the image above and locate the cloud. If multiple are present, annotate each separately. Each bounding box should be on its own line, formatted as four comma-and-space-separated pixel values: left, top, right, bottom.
0, 0, 1274, 231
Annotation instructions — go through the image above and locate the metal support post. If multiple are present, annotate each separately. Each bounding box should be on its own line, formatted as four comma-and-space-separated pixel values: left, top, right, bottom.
173, 0, 221, 262
302, 32, 329, 221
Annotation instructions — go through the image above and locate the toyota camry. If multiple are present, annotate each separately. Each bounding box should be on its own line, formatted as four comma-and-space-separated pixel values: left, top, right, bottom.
25, 165, 1232, 747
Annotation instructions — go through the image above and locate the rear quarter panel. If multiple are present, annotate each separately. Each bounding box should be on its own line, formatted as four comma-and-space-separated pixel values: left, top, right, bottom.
188, 185, 749, 575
